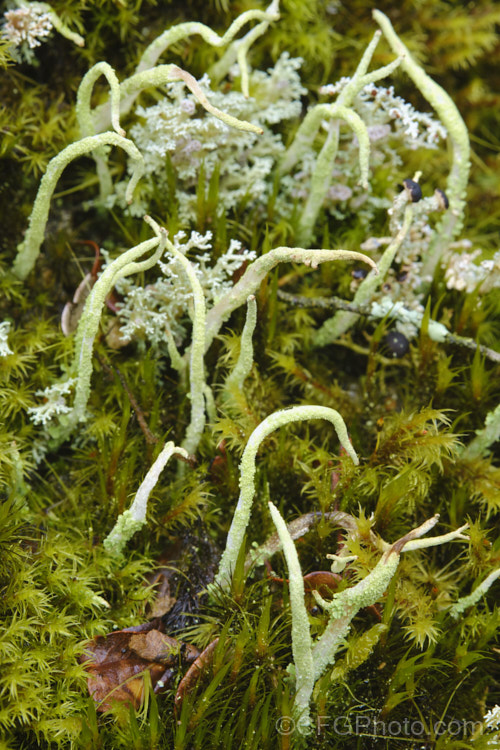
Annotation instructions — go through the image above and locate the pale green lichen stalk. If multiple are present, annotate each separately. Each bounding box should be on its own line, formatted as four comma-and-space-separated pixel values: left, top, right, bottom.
14, 44, 266, 281
76, 62, 124, 139
70, 217, 166, 426
313, 201, 414, 346
449, 568, 500, 620
32, 2, 84, 47
310, 547, 400, 683
461, 403, 500, 460
224, 295, 257, 393
313, 178, 453, 346
308, 519, 448, 685
159, 227, 208, 457
12, 133, 145, 280
136, 1, 279, 80
214, 405, 359, 590
104, 441, 189, 556
449, 568, 500, 619
204, 247, 377, 352
93, 1, 280, 131
373, 9, 471, 283
268, 502, 314, 728
279, 29, 402, 246
116, 64, 263, 136
76, 62, 125, 198
209, 1, 280, 95
79, 61, 263, 200
270, 514, 471, 729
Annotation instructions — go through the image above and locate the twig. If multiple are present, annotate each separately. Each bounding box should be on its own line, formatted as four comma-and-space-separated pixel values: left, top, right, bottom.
114, 367, 159, 445
278, 290, 500, 364
98, 356, 159, 445
278, 289, 372, 315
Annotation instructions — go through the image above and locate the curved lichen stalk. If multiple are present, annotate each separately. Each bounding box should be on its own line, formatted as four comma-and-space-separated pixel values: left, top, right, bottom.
122, 65, 263, 135
13, 53, 264, 283
76, 62, 125, 198
461, 402, 500, 460
136, 1, 279, 76
31, 2, 84, 47
310, 517, 441, 680
204, 246, 378, 352
224, 295, 257, 394
313, 201, 414, 346
268, 501, 314, 730
76, 62, 124, 139
26, 219, 166, 442
449, 567, 500, 619
279, 29, 402, 246
70, 217, 167, 425
209, 1, 280, 95
373, 10, 470, 283
78, 60, 262, 199
175, 245, 375, 453
312, 174, 456, 346
214, 405, 359, 591
93, 2, 280, 131
104, 441, 189, 556
12, 133, 145, 281
159, 227, 208, 458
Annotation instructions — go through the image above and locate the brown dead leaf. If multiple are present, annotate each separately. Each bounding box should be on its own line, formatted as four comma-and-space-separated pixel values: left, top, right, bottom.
81, 621, 199, 711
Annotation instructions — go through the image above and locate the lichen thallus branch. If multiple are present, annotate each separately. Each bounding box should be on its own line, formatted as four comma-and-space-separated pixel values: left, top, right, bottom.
92, 0, 280, 132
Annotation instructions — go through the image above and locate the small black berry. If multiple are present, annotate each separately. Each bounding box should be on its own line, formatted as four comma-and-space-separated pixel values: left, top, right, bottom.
384, 331, 410, 358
